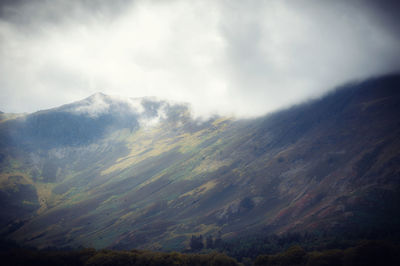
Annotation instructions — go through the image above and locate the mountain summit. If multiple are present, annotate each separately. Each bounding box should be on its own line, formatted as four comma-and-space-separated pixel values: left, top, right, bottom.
0, 75, 400, 251
0, 95, 189, 148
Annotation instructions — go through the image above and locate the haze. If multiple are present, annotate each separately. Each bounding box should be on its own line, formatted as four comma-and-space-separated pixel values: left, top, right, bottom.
1, 0, 400, 118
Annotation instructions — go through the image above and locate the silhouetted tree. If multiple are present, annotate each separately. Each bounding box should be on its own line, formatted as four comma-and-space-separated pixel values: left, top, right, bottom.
206, 235, 214, 249
190, 235, 204, 251
214, 231, 223, 249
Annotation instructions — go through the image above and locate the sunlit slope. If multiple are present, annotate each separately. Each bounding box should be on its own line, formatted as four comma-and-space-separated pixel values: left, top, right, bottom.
1, 75, 400, 250
0, 97, 240, 249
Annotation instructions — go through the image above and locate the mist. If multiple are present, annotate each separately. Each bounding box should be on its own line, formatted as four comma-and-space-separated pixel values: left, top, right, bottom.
1, 0, 399, 118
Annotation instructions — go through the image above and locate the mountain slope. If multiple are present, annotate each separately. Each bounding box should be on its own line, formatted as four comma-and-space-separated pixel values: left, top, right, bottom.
0, 75, 399, 250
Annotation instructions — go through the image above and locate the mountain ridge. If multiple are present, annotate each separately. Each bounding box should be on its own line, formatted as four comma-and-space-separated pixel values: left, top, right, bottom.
0, 74, 399, 251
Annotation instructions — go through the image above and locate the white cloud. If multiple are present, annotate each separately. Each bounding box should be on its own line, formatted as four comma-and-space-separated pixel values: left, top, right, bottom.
0, 0, 399, 118
69, 93, 111, 118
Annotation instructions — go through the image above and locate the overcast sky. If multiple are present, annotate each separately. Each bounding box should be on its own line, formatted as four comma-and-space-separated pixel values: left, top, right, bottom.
1, 0, 400, 118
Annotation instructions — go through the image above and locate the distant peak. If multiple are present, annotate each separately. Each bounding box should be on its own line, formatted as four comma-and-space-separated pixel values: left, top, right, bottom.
88, 92, 108, 99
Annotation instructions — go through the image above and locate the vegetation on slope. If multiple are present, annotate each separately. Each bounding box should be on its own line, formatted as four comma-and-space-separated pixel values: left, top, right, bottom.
1, 240, 399, 266
1, 247, 239, 266
0, 74, 399, 252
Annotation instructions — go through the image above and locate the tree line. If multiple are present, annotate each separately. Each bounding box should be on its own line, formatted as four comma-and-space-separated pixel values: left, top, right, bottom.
1, 239, 400, 265
189, 228, 400, 262
254, 240, 400, 266
1, 248, 239, 266
1, 240, 399, 266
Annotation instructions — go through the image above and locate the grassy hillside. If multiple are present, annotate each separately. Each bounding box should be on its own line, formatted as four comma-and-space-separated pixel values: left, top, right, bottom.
0, 75, 399, 251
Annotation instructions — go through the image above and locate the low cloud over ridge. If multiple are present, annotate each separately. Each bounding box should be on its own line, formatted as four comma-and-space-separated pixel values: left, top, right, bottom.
1, 0, 400, 118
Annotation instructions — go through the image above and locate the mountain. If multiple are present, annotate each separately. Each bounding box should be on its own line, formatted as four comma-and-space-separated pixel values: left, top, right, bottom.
0, 75, 399, 251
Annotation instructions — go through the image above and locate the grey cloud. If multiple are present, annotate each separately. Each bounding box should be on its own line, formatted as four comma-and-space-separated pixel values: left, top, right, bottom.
0, 0, 133, 31
1, 0, 399, 117
216, 0, 400, 115
363, 0, 400, 28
